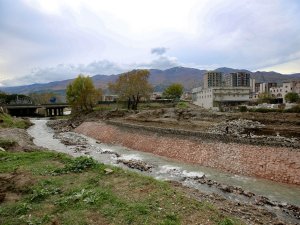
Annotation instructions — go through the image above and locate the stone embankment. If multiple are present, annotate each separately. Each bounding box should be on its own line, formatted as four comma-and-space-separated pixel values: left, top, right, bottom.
75, 121, 300, 185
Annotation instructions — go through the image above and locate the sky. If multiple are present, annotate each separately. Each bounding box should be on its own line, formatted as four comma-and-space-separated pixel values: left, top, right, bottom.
0, 0, 300, 86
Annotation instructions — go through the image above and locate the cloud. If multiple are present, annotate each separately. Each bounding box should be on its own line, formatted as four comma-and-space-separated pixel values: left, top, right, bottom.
1, 0, 300, 83
135, 56, 179, 70
151, 47, 168, 56
1, 60, 125, 86
1, 57, 181, 86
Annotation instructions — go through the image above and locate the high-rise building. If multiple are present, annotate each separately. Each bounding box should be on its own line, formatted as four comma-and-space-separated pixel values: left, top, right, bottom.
203, 72, 222, 88
224, 72, 250, 87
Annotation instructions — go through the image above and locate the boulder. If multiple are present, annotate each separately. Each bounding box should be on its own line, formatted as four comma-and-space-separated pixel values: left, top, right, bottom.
104, 168, 114, 174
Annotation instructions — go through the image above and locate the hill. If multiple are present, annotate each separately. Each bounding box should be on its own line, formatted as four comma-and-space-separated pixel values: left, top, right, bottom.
1, 67, 300, 95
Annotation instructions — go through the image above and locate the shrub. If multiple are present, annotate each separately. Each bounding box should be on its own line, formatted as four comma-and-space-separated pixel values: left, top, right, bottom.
248, 108, 281, 113
176, 102, 188, 109
0, 138, 17, 149
239, 106, 247, 112
218, 218, 234, 225
284, 105, 300, 113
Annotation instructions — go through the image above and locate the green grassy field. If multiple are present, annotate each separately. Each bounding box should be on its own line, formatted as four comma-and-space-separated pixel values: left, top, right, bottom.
0, 150, 242, 225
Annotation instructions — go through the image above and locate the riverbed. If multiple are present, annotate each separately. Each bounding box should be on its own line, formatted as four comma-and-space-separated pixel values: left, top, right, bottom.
27, 118, 300, 223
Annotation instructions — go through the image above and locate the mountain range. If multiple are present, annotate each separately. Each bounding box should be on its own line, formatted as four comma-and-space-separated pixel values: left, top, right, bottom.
1, 67, 300, 95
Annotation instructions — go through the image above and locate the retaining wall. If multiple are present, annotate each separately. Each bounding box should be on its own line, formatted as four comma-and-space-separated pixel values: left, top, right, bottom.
75, 121, 300, 185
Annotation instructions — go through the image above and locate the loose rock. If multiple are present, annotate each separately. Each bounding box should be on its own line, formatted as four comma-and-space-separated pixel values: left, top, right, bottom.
117, 159, 152, 171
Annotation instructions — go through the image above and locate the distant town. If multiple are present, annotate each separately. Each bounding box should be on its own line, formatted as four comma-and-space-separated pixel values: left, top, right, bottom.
190, 71, 300, 110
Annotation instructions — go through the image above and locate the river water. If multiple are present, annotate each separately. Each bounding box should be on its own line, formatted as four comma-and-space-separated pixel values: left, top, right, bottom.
27, 118, 300, 208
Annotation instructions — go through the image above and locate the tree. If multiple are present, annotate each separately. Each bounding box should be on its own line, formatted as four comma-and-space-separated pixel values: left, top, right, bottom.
285, 92, 300, 103
66, 75, 102, 112
258, 92, 274, 104
29, 92, 62, 104
0, 93, 32, 104
163, 83, 184, 100
109, 70, 152, 110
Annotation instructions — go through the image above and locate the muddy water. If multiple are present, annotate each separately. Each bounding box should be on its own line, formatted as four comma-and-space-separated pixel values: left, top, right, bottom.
27, 118, 300, 208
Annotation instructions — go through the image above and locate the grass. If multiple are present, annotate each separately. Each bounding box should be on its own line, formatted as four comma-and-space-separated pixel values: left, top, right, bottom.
0, 138, 17, 149
0, 113, 32, 129
0, 150, 243, 225
94, 102, 175, 111
94, 105, 116, 111
176, 102, 189, 109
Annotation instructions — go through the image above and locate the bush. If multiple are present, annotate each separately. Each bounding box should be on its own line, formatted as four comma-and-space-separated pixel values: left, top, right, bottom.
176, 102, 188, 109
284, 105, 300, 113
248, 108, 281, 113
239, 106, 247, 112
0, 138, 17, 149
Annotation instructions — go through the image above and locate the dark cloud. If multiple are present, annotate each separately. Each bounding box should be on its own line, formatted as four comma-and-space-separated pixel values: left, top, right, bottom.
151, 47, 168, 55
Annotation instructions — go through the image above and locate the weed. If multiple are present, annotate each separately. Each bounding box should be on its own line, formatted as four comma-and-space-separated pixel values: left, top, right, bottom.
218, 218, 234, 225
29, 187, 61, 202
51, 156, 96, 175
56, 189, 99, 207
0, 138, 17, 149
160, 213, 180, 225
176, 102, 188, 109
15, 203, 32, 215
0, 113, 31, 129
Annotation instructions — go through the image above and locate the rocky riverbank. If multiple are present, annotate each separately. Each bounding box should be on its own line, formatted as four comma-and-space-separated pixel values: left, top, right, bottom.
45, 120, 300, 224
0, 128, 38, 152
74, 121, 300, 185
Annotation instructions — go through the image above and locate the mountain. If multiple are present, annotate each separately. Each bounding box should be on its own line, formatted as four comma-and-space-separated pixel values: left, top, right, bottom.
252, 71, 300, 83
1, 67, 300, 95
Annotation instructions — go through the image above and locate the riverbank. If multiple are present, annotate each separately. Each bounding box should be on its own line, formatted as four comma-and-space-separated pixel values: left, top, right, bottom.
74, 121, 300, 185
0, 114, 36, 152
0, 150, 244, 225
0, 114, 246, 225
37, 118, 300, 224
45, 118, 300, 224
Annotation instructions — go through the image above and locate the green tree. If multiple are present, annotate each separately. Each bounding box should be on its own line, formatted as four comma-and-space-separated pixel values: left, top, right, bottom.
285, 92, 300, 103
0, 93, 32, 104
258, 92, 274, 104
66, 75, 102, 112
109, 70, 152, 110
163, 83, 184, 100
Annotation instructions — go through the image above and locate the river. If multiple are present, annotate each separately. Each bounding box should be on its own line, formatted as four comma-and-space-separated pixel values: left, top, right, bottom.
27, 118, 300, 209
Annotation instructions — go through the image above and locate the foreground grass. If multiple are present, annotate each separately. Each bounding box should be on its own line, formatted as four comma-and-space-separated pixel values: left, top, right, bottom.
0, 151, 242, 225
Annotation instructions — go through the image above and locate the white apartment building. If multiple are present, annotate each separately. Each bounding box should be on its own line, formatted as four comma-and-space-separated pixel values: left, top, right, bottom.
269, 81, 300, 103
192, 86, 251, 109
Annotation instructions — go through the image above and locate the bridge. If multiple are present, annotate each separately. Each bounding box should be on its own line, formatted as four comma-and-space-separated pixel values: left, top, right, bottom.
1, 104, 70, 117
